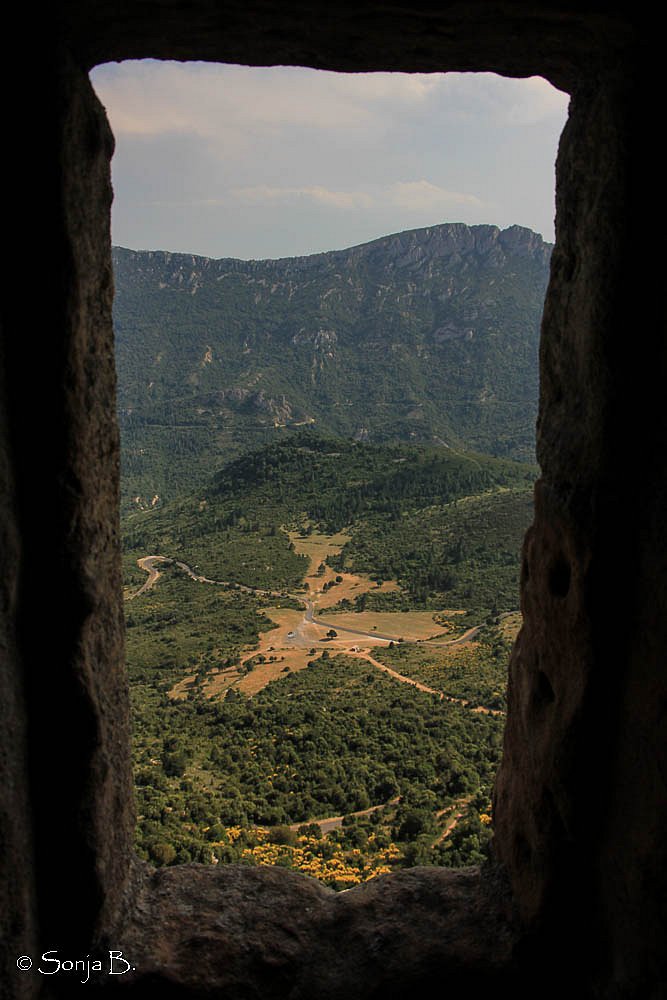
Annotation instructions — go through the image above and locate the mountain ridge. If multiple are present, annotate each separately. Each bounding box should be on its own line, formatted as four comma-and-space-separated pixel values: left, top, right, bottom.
113, 221, 550, 270
113, 221, 551, 507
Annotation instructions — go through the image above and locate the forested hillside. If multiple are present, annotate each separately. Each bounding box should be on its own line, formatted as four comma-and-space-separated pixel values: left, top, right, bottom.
114, 221, 550, 507
123, 432, 534, 612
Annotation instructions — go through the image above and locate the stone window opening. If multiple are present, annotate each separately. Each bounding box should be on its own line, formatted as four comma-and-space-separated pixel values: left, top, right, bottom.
102, 58, 560, 891
3, 6, 665, 999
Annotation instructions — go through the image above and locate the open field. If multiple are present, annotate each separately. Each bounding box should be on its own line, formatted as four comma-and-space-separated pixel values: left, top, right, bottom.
319, 610, 461, 641
168, 673, 197, 700
314, 571, 399, 608
288, 528, 351, 577
236, 648, 314, 695
289, 528, 400, 607
168, 664, 242, 701
208, 606, 396, 697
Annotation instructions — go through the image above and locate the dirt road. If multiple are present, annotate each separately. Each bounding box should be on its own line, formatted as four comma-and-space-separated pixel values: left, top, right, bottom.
128, 555, 171, 599
347, 650, 444, 698
288, 797, 400, 835
129, 552, 503, 713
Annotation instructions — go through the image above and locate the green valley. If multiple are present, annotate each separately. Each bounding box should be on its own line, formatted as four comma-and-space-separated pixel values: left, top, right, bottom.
116, 222, 543, 886
122, 433, 532, 883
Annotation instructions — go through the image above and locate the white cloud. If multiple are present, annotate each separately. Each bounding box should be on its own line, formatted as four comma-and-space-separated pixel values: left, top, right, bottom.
233, 185, 374, 209
93, 61, 382, 139
90, 61, 567, 255
91, 62, 507, 143
322, 71, 442, 104
502, 76, 570, 125
387, 180, 483, 211
430, 72, 569, 125
227, 180, 484, 216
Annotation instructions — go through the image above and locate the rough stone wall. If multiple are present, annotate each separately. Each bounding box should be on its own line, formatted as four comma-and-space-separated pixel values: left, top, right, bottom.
61, 0, 630, 90
0, 46, 133, 990
577, 68, 667, 994
493, 60, 667, 996
493, 72, 634, 923
49, 53, 135, 946
112, 864, 520, 999
1, 3, 665, 999
0, 342, 37, 996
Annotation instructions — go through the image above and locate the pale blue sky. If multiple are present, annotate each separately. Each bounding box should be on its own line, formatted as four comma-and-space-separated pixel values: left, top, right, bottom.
90, 61, 569, 260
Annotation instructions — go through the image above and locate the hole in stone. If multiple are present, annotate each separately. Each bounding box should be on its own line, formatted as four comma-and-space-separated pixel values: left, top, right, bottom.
90, 60, 567, 887
513, 831, 532, 865
548, 555, 571, 598
522, 556, 531, 583
534, 669, 555, 706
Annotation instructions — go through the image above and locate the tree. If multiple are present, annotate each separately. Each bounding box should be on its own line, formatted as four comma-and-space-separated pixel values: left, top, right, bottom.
267, 825, 297, 846
163, 750, 188, 777
297, 822, 323, 840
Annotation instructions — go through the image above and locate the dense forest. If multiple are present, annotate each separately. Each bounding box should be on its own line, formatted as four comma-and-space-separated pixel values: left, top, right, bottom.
328, 487, 534, 613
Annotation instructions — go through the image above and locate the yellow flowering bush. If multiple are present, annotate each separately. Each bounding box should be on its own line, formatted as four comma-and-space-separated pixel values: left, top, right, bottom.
233, 832, 401, 889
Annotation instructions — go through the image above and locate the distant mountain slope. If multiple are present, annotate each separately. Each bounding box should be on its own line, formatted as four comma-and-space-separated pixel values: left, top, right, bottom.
113, 222, 550, 506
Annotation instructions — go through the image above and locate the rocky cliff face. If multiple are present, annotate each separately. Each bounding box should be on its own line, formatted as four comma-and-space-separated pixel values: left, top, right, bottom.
113, 222, 551, 503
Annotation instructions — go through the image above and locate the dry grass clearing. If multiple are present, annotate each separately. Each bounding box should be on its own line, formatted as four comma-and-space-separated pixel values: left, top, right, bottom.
171, 526, 478, 702
236, 648, 313, 695
170, 605, 472, 701
234, 628, 395, 697
320, 610, 459, 642
250, 608, 303, 639
168, 674, 197, 701
288, 528, 351, 577
168, 663, 245, 701
289, 528, 400, 607
499, 611, 522, 644
231, 605, 397, 695
315, 572, 399, 608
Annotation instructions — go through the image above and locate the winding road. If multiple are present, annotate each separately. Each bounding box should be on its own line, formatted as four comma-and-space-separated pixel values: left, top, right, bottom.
128, 555, 290, 603
129, 554, 485, 649
127, 553, 505, 716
